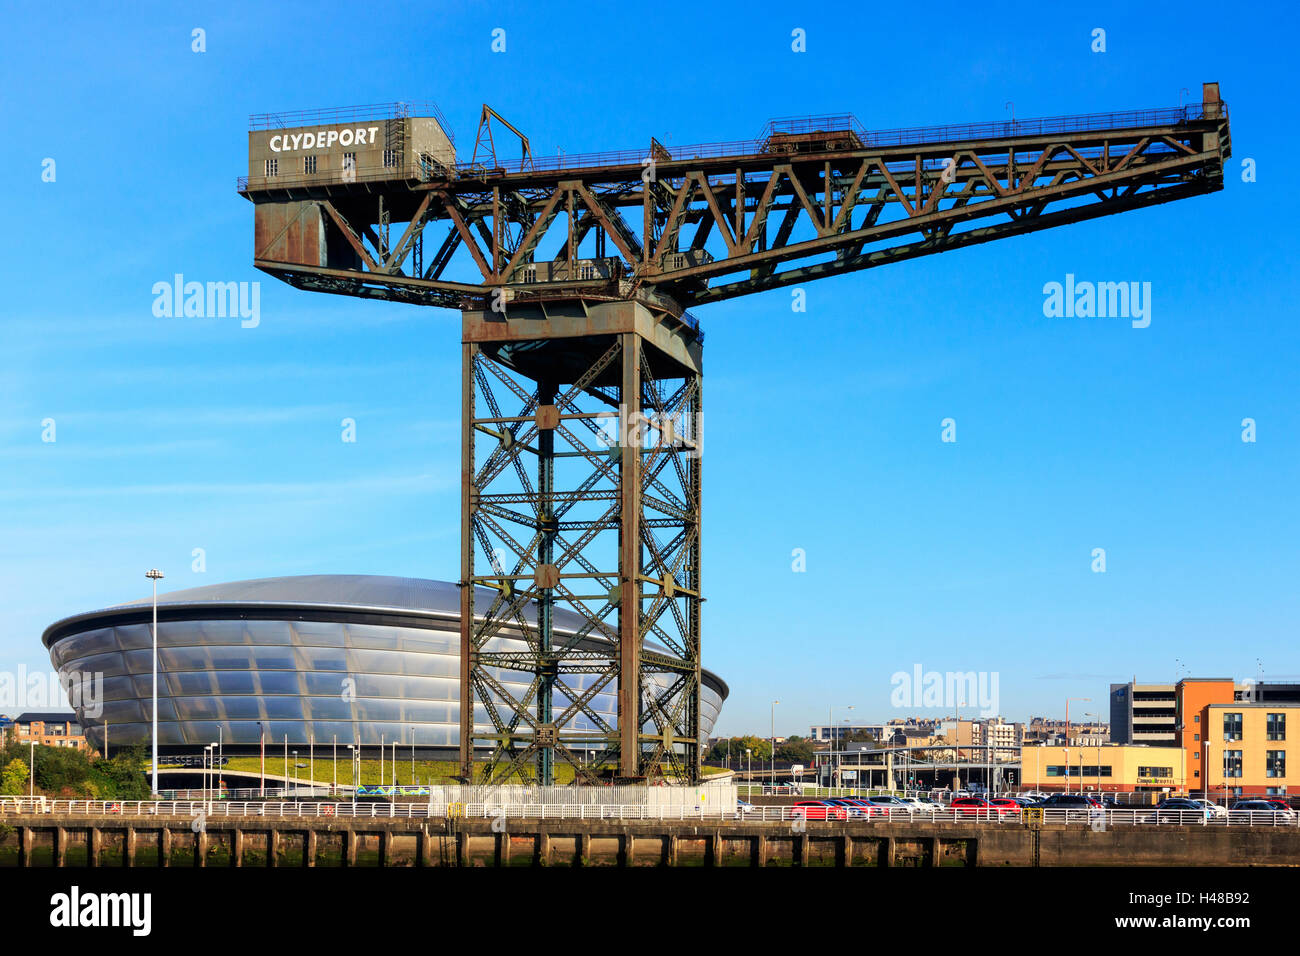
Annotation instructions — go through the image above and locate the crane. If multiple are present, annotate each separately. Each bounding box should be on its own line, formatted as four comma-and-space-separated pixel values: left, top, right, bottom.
239, 83, 1230, 785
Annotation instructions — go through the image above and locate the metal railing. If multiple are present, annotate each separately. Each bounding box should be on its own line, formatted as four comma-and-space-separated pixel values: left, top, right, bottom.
238, 159, 444, 193
0, 797, 1292, 827
237, 101, 1222, 192
462, 102, 1222, 175
249, 100, 455, 141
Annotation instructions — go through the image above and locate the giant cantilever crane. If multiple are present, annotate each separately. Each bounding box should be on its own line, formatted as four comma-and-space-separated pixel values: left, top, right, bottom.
240, 83, 1230, 785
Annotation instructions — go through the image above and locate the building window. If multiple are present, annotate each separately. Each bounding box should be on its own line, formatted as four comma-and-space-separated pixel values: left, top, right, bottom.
1138, 767, 1173, 778
1194, 770, 1200, 778
1223, 713, 1243, 741
1267, 750, 1286, 778
383, 149, 399, 168
264, 158, 278, 177
1194, 715, 1200, 723
342, 153, 357, 179
1268, 713, 1286, 741
1224, 750, 1243, 778
304, 155, 317, 174
1194, 733, 1199, 741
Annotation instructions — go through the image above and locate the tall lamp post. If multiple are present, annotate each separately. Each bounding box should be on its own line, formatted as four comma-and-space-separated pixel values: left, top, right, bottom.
1084, 712, 1101, 796
257, 721, 266, 798
770, 700, 780, 788
1065, 697, 1090, 795
146, 568, 164, 797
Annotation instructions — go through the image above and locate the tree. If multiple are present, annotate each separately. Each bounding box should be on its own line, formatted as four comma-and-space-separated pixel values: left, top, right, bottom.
89, 746, 150, 800
0, 758, 28, 796
705, 735, 771, 764
34, 745, 92, 793
776, 739, 815, 763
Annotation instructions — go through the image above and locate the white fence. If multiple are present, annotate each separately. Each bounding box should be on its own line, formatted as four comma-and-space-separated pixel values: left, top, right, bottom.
1, 796, 1297, 827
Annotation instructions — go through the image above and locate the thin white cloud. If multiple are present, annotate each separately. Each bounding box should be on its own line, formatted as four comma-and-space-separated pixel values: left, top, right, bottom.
0, 472, 450, 501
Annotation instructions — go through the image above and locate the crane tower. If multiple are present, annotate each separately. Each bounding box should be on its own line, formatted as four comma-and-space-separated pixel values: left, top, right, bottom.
239, 84, 1230, 784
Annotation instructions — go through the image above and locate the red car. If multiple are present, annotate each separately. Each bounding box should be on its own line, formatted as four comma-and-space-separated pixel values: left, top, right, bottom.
791, 801, 848, 821
987, 797, 1023, 815
950, 796, 1016, 817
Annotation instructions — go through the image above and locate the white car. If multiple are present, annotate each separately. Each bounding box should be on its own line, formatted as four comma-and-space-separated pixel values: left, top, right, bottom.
1192, 799, 1228, 820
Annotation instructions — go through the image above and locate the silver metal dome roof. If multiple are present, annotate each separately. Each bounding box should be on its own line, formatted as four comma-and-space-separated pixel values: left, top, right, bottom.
41, 574, 728, 697
111, 574, 461, 614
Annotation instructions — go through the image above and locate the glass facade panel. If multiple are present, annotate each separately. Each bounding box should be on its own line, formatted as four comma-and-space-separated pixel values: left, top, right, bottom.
50, 611, 724, 756
214, 671, 257, 695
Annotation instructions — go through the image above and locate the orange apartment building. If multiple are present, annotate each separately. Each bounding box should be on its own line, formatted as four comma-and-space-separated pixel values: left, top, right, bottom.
1176, 679, 1297, 801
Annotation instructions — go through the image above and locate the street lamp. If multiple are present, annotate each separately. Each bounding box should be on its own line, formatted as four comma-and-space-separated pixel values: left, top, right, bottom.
746, 748, 752, 792
146, 568, 164, 796
1203, 740, 1209, 802
770, 700, 779, 788
205, 743, 215, 812
347, 744, 357, 793
1085, 712, 1101, 796
1065, 698, 1091, 794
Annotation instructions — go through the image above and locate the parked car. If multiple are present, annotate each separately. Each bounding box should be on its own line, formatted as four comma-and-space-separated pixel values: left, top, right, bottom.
823, 797, 873, 819
987, 797, 1023, 814
867, 795, 909, 809
860, 795, 908, 817
791, 801, 848, 821
1034, 794, 1102, 809
1151, 797, 1212, 821
950, 796, 1016, 817
1191, 798, 1228, 820
1229, 800, 1297, 822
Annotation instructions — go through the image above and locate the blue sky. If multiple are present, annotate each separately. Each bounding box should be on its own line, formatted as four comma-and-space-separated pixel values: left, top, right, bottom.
1, 0, 1296, 736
